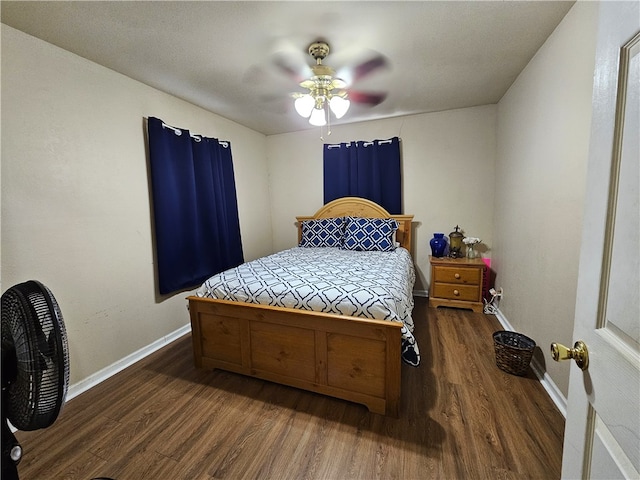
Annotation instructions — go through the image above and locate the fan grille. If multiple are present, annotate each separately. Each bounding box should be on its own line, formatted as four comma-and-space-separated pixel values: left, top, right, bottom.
1, 281, 69, 431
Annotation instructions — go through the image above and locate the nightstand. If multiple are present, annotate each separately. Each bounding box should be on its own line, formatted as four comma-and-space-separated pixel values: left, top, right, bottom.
428, 255, 485, 313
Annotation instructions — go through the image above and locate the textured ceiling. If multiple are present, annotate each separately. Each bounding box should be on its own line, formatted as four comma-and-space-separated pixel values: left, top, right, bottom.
1, 1, 574, 135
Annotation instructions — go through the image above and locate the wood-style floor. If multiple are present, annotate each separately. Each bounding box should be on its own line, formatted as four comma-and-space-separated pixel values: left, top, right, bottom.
15, 298, 565, 479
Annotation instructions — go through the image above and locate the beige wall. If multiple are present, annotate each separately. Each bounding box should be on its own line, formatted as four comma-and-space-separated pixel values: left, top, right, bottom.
1, 25, 273, 384
266, 105, 497, 292
494, 1, 598, 397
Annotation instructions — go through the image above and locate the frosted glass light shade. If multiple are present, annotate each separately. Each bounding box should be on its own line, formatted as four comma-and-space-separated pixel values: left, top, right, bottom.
294, 95, 314, 118
329, 96, 350, 119
309, 107, 327, 126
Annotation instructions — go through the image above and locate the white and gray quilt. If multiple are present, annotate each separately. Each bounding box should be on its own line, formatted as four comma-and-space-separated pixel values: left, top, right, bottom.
196, 246, 420, 366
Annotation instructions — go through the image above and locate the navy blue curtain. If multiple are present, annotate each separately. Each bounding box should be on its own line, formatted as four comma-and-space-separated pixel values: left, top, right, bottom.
147, 117, 244, 295
323, 137, 402, 214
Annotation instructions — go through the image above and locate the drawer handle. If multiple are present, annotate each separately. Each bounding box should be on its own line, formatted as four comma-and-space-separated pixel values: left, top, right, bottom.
454, 273, 461, 279
453, 289, 460, 296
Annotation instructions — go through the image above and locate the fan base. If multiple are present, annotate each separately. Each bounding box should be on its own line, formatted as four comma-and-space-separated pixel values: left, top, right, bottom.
1, 414, 20, 480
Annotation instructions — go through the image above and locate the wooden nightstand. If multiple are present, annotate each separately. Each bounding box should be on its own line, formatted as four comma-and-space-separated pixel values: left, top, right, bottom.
428, 256, 485, 313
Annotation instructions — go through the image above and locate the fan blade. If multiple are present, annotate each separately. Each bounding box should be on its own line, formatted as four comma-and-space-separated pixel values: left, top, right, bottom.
352, 54, 388, 82
35, 318, 49, 357
347, 91, 387, 106
1, 340, 18, 384
243, 47, 311, 90
272, 51, 312, 84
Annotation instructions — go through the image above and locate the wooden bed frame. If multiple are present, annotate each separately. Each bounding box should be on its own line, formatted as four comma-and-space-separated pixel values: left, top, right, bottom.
188, 197, 414, 416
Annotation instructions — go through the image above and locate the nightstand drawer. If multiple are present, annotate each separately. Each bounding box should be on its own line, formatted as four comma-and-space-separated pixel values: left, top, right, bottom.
432, 283, 480, 302
432, 266, 481, 285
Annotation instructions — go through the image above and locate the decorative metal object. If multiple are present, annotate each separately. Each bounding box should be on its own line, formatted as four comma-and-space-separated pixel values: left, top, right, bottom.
448, 225, 464, 258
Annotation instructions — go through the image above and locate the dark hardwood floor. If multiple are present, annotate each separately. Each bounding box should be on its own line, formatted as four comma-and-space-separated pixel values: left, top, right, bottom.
15, 298, 565, 479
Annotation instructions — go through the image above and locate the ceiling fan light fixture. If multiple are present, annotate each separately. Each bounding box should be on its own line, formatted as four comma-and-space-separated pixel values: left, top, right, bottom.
292, 41, 358, 130
309, 107, 327, 126
329, 96, 350, 119
294, 95, 314, 118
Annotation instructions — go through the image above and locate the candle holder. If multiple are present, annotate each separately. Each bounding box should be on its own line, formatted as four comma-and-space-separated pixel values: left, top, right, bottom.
448, 225, 464, 258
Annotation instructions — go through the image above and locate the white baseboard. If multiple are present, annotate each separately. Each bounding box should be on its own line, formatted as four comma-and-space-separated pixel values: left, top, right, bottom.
8, 324, 191, 434
492, 307, 567, 417
17, 304, 566, 426
11, 305, 566, 445
68, 307, 566, 418
66, 323, 191, 401
530, 357, 568, 417
388, 295, 567, 417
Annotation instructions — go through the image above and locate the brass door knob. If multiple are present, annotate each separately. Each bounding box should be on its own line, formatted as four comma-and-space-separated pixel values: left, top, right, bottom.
550, 341, 589, 370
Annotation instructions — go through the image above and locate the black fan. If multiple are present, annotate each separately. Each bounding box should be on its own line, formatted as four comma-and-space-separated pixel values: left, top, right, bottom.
1, 280, 70, 480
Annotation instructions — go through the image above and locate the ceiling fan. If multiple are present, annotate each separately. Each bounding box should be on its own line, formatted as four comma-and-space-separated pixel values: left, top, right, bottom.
284, 41, 389, 127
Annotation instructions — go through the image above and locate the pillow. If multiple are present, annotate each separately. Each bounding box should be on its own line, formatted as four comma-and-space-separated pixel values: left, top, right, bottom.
341, 217, 399, 252
299, 217, 345, 248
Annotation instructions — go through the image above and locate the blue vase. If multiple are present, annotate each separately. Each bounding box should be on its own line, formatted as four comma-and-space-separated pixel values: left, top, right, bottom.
430, 233, 447, 257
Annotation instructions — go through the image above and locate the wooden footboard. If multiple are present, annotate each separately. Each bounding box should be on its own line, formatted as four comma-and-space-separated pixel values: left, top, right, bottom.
188, 296, 402, 416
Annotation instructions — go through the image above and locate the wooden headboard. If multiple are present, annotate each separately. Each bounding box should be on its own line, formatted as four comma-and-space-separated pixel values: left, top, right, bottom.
296, 197, 414, 253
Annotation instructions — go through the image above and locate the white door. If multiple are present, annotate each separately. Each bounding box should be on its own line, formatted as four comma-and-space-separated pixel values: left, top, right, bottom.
560, 2, 640, 479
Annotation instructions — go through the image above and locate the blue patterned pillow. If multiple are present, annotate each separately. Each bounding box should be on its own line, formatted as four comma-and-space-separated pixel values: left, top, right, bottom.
299, 217, 345, 248
341, 217, 399, 251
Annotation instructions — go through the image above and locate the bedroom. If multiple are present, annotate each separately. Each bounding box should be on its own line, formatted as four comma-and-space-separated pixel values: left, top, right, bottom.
2, 1, 638, 478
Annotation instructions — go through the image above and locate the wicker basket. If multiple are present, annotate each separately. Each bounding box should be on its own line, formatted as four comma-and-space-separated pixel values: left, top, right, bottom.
493, 331, 536, 376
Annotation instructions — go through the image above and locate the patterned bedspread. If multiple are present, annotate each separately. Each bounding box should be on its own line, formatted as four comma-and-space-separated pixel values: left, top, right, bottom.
196, 246, 420, 366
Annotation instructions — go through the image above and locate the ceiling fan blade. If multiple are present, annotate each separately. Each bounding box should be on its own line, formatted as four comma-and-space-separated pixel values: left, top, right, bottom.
347, 91, 387, 106
352, 54, 388, 82
272, 51, 312, 84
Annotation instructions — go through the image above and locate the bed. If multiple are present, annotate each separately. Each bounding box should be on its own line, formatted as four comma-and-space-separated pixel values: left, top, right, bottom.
188, 197, 416, 416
